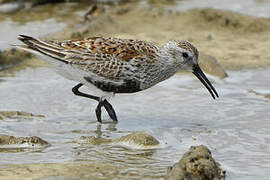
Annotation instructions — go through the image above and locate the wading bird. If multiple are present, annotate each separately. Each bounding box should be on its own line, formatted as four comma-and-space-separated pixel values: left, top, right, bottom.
17, 35, 218, 123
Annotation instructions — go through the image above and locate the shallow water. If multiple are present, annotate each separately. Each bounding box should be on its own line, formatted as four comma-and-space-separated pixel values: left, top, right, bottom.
0, 66, 270, 179
0, 0, 270, 179
0, 19, 65, 50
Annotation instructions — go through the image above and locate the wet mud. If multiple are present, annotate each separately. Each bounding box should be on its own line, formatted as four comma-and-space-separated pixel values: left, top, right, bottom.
2, 2, 270, 72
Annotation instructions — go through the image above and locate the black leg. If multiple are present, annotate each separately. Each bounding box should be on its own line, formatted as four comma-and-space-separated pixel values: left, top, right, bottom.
103, 99, 118, 123
72, 83, 99, 101
72, 83, 118, 123
95, 101, 103, 123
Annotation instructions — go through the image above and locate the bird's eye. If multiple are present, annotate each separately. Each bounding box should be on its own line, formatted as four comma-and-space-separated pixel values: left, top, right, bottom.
182, 52, 189, 58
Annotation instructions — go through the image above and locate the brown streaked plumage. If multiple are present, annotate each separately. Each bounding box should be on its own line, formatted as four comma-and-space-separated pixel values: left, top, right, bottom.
16, 35, 219, 123
53, 37, 159, 62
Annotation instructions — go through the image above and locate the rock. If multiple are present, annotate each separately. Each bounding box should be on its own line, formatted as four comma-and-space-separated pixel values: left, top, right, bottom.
264, 94, 270, 99
0, 134, 50, 147
0, 111, 45, 120
199, 53, 228, 79
248, 90, 270, 100
77, 131, 160, 149
165, 145, 226, 180
78, 136, 112, 145
0, 48, 32, 70
114, 131, 160, 149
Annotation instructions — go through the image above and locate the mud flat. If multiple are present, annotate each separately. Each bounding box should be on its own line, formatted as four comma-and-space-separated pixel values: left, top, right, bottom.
45, 4, 270, 70
1, 3, 270, 72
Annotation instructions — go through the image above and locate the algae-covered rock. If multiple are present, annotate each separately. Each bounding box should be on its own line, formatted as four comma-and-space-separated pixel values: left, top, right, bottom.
114, 131, 160, 149
78, 136, 112, 145
199, 53, 228, 79
0, 111, 45, 120
0, 134, 50, 148
165, 145, 226, 180
77, 131, 160, 149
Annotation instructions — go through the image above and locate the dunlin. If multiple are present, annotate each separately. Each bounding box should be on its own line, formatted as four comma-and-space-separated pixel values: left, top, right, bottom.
17, 35, 218, 123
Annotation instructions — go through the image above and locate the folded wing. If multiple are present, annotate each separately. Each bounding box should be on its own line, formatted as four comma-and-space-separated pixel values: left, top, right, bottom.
17, 35, 159, 93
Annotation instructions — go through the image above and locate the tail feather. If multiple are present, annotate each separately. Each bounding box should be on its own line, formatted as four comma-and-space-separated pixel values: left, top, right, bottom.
17, 35, 68, 64
18, 35, 63, 51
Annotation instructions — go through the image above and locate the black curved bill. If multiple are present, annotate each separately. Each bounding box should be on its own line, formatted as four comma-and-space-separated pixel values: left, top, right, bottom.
192, 65, 219, 99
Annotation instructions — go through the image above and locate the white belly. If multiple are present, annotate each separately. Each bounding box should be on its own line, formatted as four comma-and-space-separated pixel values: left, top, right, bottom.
38, 54, 113, 99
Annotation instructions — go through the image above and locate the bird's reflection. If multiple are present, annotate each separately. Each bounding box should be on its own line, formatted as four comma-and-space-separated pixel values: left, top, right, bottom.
94, 122, 117, 138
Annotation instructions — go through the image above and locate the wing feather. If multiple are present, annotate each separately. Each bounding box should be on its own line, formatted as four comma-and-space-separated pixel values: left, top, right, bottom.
17, 35, 159, 85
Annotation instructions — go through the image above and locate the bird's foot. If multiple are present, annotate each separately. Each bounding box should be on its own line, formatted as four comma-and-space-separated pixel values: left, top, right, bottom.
95, 99, 118, 123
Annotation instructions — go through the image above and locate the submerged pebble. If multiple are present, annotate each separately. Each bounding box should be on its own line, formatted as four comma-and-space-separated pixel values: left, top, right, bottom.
165, 145, 226, 180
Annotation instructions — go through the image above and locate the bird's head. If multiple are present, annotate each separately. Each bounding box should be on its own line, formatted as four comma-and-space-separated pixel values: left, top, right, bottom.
163, 40, 219, 99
